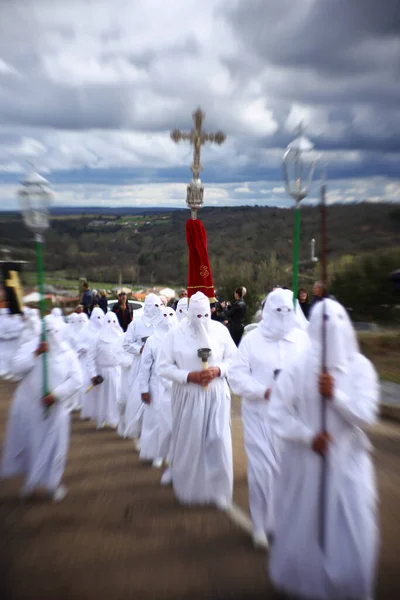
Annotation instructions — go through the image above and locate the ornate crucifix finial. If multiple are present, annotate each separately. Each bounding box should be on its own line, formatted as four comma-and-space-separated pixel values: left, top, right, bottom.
171, 107, 226, 180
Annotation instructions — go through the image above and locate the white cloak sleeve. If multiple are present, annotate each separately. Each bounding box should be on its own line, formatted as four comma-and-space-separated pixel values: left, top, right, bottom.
138, 342, 154, 394
331, 354, 379, 427
268, 361, 315, 446
11, 339, 38, 378
158, 330, 190, 385
86, 342, 98, 379
227, 333, 266, 401
76, 330, 89, 355
123, 321, 143, 356
218, 326, 239, 379
52, 350, 84, 404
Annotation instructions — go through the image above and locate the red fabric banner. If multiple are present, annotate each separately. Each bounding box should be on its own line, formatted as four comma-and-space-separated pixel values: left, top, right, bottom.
185, 218, 215, 300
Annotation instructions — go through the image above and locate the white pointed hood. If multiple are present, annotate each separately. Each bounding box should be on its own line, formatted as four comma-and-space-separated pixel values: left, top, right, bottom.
154, 306, 177, 340
51, 307, 67, 330
44, 314, 70, 355
143, 293, 163, 327
77, 312, 89, 328
176, 297, 188, 323
259, 288, 301, 341
88, 306, 105, 332
99, 311, 124, 343
282, 289, 309, 331
308, 298, 359, 371
20, 308, 42, 344
186, 292, 212, 349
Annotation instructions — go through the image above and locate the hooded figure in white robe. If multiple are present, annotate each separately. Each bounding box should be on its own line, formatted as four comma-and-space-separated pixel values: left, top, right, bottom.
11, 309, 41, 383
67, 311, 88, 349
138, 306, 177, 467
228, 288, 309, 549
77, 307, 104, 420
158, 291, 237, 509
268, 299, 379, 600
64, 312, 88, 411
175, 297, 188, 323
1, 314, 83, 501
0, 307, 11, 378
18, 308, 42, 349
70, 312, 89, 411
87, 312, 124, 429
51, 307, 66, 323
122, 293, 162, 443
51, 307, 68, 338
0, 311, 24, 380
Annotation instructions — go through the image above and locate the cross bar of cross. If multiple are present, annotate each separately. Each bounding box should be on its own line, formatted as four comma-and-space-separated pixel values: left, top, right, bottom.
171, 107, 226, 179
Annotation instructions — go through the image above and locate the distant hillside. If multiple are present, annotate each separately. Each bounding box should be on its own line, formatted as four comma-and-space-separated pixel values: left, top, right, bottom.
0, 206, 179, 217
1, 203, 399, 288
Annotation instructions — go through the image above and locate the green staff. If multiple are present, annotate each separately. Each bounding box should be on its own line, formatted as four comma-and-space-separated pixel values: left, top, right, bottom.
283, 123, 316, 307
18, 167, 54, 417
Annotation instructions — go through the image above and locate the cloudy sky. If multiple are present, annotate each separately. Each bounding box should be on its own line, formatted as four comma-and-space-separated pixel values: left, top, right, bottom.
0, 0, 399, 209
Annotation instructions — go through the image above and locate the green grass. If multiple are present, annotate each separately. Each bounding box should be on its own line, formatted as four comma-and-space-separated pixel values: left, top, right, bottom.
358, 332, 400, 384
21, 271, 169, 295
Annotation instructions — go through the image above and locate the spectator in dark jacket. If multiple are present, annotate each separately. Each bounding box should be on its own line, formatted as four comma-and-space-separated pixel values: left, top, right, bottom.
222, 286, 247, 346
112, 292, 133, 332
309, 281, 326, 317
98, 290, 108, 314
297, 288, 311, 319
81, 283, 93, 316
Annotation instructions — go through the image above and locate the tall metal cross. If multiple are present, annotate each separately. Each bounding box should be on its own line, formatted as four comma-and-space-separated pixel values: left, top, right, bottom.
171, 107, 226, 180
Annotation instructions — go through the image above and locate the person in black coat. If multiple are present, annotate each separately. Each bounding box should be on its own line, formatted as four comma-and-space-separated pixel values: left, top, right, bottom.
297, 288, 310, 319
222, 286, 247, 347
309, 281, 326, 318
112, 292, 133, 332
98, 290, 108, 314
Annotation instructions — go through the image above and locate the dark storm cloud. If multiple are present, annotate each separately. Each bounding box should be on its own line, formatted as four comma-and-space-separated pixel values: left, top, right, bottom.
223, 0, 400, 156
228, 0, 400, 74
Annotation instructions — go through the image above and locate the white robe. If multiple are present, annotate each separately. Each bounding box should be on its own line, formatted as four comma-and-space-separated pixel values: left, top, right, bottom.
123, 318, 155, 439
17, 314, 41, 349
1, 338, 83, 492
0, 313, 23, 377
158, 319, 237, 506
156, 371, 174, 463
137, 335, 163, 461
0, 311, 10, 377
87, 337, 124, 429
76, 327, 100, 420
228, 326, 309, 535
268, 352, 379, 600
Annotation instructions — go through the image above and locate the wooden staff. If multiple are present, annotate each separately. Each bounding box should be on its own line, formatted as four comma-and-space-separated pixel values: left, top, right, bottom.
85, 375, 104, 394
319, 168, 328, 552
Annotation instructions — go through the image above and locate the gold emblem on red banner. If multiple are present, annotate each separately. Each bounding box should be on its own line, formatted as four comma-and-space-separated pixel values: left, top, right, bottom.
200, 265, 209, 278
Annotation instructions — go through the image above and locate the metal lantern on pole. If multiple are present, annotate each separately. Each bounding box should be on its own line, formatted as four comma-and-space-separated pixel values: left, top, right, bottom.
283, 123, 316, 306
18, 165, 53, 414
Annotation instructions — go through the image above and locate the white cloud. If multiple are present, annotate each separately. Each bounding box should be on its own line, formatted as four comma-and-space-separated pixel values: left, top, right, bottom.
234, 184, 251, 193
384, 182, 400, 201
0, 176, 398, 211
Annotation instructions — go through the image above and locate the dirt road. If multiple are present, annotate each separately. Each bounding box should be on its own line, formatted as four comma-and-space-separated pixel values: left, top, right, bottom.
0, 380, 399, 599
